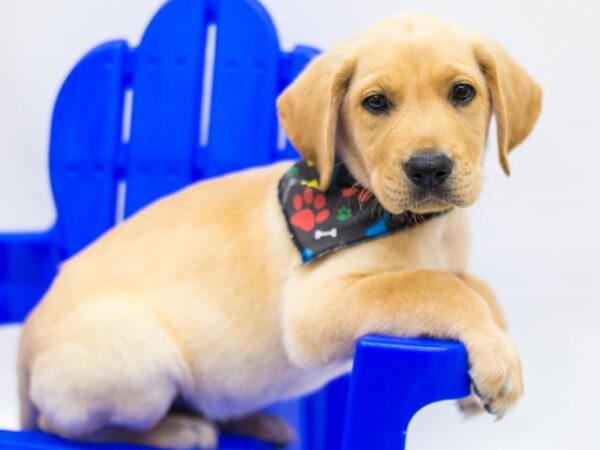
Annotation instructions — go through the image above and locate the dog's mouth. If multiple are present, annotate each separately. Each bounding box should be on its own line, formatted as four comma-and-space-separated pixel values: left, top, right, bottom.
405, 192, 457, 214
374, 194, 457, 215
375, 181, 459, 214
409, 187, 458, 206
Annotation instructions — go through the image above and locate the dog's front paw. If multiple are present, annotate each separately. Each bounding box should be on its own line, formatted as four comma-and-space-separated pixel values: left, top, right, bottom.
464, 326, 523, 419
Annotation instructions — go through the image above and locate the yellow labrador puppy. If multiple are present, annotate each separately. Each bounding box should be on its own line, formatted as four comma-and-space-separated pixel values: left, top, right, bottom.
18, 13, 541, 450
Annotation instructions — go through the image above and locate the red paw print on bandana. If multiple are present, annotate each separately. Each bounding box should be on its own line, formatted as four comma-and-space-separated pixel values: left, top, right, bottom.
290, 188, 330, 232
341, 187, 373, 202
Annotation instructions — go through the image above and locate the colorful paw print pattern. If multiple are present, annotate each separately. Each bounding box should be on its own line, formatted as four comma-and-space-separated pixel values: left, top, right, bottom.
278, 159, 447, 263
290, 187, 330, 232
336, 205, 352, 222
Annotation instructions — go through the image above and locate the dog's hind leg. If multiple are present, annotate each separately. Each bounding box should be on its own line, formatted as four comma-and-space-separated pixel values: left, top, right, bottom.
27, 300, 191, 442
219, 411, 295, 447
77, 414, 219, 450
18, 373, 39, 430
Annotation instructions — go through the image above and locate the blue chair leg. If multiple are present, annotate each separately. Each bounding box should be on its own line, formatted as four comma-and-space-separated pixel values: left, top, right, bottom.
341, 336, 471, 450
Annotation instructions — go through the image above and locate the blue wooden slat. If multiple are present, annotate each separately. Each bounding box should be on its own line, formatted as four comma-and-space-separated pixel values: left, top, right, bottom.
279, 45, 320, 90
49, 41, 128, 256
0, 232, 59, 323
124, 0, 209, 216
203, 0, 282, 177
300, 376, 349, 450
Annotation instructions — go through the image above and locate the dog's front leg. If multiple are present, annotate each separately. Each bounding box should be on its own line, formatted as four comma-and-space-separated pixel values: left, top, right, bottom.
457, 272, 507, 330
455, 272, 509, 415
282, 269, 522, 418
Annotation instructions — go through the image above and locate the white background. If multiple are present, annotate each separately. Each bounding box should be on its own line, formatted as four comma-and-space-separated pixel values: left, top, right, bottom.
1, 1, 599, 449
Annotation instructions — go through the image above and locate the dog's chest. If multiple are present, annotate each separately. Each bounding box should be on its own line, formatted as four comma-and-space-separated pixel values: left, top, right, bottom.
345, 208, 470, 273
406, 216, 467, 271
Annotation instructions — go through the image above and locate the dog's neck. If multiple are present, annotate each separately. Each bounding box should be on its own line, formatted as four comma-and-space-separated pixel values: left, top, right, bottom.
278, 159, 448, 263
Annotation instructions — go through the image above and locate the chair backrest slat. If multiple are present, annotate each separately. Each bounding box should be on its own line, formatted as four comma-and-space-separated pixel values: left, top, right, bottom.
124, 0, 209, 216
49, 41, 127, 257
50, 0, 318, 248
202, 0, 281, 177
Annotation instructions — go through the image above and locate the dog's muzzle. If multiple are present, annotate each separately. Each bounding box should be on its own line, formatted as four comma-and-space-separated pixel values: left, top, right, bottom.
404, 150, 454, 202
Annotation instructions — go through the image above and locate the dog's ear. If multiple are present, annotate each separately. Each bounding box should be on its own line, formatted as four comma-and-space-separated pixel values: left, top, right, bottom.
277, 46, 356, 190
473, 38, 542, 175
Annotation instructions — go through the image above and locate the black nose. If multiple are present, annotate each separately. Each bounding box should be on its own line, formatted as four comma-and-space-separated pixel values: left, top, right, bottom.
404, 151, 453, 189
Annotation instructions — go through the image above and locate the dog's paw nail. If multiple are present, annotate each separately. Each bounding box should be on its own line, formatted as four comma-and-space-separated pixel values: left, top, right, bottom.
457, 395, 485, 417
466, 329, 523, 419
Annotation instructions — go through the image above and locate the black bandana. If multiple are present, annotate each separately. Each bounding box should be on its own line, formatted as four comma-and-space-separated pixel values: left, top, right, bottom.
278, 159, 447, 263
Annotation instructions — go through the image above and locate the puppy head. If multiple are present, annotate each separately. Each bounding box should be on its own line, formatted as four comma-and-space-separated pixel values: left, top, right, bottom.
277, 14, 542, 214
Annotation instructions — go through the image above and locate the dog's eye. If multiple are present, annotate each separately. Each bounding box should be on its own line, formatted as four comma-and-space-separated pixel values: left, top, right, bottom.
451, 83, 476, 105
362, 94, 390, 114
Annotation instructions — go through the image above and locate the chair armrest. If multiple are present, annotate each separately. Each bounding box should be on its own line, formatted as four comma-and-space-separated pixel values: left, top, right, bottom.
0, 231, 59, 323
342, 335, 470, 450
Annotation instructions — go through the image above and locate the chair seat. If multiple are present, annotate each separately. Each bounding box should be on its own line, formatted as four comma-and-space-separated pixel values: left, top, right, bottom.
0, 430, 274, 449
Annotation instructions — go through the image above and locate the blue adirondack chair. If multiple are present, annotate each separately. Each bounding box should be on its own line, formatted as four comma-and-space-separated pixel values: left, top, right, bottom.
0, 0, 471, 449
